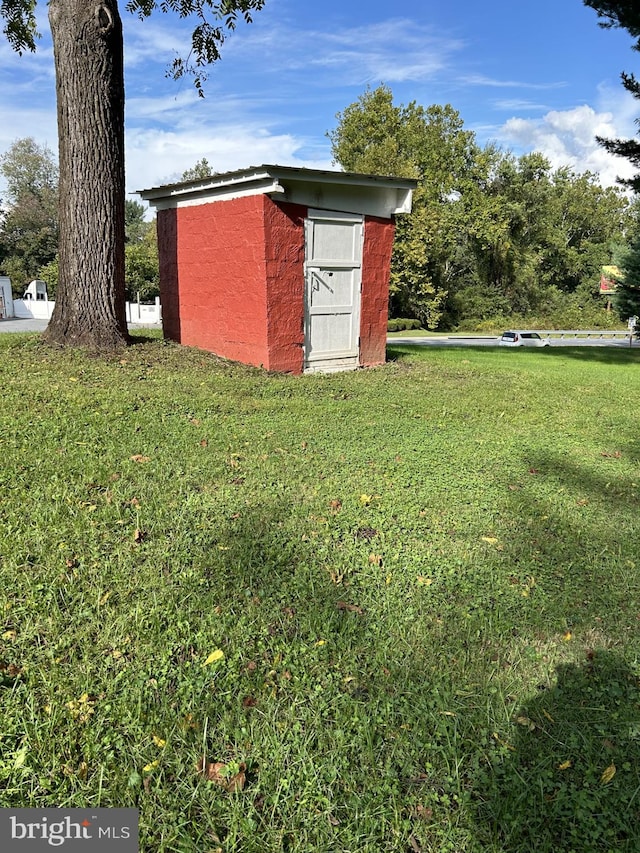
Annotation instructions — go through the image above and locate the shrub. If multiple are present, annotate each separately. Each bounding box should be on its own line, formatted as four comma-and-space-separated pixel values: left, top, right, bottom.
387, 318, 423, 332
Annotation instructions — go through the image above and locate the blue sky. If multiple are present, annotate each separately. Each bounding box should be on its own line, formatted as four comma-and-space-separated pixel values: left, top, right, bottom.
1, 0, 638, 201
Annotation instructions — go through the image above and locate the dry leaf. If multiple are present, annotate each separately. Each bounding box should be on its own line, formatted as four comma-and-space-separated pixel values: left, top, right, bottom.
558, 760, 572, 771
416, 576, 433, 586
329, 499, 342, 511
600, 763, 616, 784
369, 553, 383, 566
359, 494, 372, 505
516, 715, 536, 731
130, 455, 150, 463
336, 600, 364, 614
415, 804, 433, 821
196, 758, 246, 792
202, 649, 225, 666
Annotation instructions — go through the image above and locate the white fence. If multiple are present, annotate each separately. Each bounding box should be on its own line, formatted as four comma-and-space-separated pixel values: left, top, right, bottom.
10, 297, 162, 325
126, 298, 162, 324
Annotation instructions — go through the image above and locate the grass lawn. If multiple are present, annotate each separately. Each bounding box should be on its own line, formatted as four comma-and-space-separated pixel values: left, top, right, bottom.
1, 332, 640, 852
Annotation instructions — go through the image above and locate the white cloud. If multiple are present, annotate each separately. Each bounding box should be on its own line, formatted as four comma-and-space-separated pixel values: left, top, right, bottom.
222, 17, 465, 86
496, 90, 638, 186
462, 73, 567, 91
127, 125, 333, 194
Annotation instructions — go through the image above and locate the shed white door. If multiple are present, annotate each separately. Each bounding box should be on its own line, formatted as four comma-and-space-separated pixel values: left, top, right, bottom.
304, 210, 363, 372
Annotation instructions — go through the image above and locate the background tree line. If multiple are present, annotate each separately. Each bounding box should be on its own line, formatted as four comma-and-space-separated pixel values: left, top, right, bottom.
1, 84, 637, 329
329, 84, 635, 330
0, 137, 159, 303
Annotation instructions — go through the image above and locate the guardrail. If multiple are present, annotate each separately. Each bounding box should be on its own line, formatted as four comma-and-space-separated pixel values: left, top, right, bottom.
536, 329, 632, 339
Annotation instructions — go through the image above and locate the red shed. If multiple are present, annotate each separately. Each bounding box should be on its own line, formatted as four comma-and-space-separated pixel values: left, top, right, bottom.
140, 165, 416, 374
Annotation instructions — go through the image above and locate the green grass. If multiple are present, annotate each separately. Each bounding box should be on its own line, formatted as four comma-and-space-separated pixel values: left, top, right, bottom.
1, 332, 640, 852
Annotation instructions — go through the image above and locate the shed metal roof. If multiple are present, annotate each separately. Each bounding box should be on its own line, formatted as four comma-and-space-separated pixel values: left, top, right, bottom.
138, 164, 417, 219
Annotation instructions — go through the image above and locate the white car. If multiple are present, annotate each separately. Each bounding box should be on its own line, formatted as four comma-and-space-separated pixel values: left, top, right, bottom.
499, 330, 550, 347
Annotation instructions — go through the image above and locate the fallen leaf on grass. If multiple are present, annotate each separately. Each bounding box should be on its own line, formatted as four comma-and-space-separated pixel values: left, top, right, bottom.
202, 649, 225, 666
416, 576, 433, 586
196, 758, 246, 792
414, 804, 433, 821
329, 499, 342, 511
601, 763, 616, 784
369, 553, 383, 566
0, 663, 23, 682
558, 760, 572, 770
130, 455, 150, 463
133, 528, 146, 544
336, 600, 364, 614
516, 715, 536, 731
359, 494, 372, 506
601, 451, 622, 459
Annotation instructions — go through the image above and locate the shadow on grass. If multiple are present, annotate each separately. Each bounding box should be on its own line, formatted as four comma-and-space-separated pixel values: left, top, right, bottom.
474, 651, 640, 853
538, 345, 640, 365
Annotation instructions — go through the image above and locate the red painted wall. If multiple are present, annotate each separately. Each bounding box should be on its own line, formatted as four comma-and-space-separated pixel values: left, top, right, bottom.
360, 217, 396, 368
264, 199, 307, 373
156, 195, 395, 374
178, 194, 270, 366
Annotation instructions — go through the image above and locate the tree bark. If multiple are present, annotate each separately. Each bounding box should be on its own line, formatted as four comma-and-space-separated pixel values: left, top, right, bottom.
43, 0, 129, 349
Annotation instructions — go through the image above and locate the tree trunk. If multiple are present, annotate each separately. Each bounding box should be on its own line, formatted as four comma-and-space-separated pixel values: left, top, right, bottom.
43, 0, 129, 349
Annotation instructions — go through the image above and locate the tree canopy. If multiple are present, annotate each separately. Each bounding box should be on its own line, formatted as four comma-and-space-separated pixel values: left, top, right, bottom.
329, 85, 629, 330
584, 1, 640, 192
0, 137, 59, 293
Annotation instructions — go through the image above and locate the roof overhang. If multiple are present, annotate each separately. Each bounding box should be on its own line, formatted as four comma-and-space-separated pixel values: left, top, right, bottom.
138, 164, 417, 219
